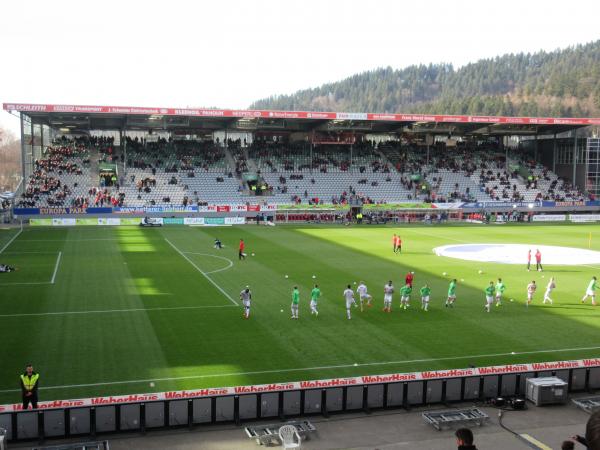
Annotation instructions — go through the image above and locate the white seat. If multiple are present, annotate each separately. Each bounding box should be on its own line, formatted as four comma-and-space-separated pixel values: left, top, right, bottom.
278, 424, 301, 449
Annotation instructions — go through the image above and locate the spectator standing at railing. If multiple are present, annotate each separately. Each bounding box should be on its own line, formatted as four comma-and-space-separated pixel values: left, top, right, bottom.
20, 364, 39, 409
455, 428, 477, 449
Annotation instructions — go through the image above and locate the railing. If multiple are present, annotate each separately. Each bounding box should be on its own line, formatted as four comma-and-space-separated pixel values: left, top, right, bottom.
1, 360, 598, 444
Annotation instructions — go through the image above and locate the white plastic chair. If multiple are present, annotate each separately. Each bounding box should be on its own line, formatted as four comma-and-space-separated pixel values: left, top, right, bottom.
278, 424, 302, 449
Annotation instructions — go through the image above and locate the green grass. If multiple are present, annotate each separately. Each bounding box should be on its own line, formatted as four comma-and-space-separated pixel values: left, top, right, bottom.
1, 223, 600, 404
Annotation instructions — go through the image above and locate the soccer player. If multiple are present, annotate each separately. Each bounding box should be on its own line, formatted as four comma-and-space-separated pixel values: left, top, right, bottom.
527, 280, 537, 307
310, 284, 321, 316
214, 238, 223, 249
239, 239, 246, 260
495, 278, 506, 307
535, 249, 543, 272
356, 281, 372, 311
343, 284, 357, 319
396, 235, 402, 253
383, 280, 394, 312
582, 276, 598, 306
527, 249, 532, 271
446, 279, 457, 307
543, 277, 556, 305
400, 283, 412, 310
240, 286, 252, 319
0, 264, 17, 273
405, 271, 414, 287
420, 284, 431, 311
392, 234, 398, 253
484, 281, 495, 312
291, 286, 300, 319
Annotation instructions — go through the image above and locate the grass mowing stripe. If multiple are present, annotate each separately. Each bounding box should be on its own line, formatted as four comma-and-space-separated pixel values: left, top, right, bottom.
164, 237, 239, 305
1, 344, 597, 394
0, 305, 238, 318
50, 251, 62, 284
0, 228, 22, 253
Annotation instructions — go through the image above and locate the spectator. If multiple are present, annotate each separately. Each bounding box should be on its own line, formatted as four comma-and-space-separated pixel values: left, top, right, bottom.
572, 409, 600, 449
455, 428, 477, 449
561, 440, 574, 450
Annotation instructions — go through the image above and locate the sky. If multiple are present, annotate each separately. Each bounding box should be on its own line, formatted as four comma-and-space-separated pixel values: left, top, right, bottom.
1, 0, 599, 134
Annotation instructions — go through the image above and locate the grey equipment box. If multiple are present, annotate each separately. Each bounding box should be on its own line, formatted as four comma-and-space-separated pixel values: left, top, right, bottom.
526, 377, 568, 406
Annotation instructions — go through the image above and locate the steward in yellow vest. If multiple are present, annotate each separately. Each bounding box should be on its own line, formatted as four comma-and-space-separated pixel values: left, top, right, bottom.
20, 364, 39, 409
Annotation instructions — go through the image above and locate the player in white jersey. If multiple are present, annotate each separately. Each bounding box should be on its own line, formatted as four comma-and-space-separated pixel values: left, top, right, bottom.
383, 281, 394, 313
526, 280, 537, 307
343, 284, 357, 319
543, 277, 555, 305
356, 281, 372, 312
240, 286, 252, 319
582, 276, 598, 306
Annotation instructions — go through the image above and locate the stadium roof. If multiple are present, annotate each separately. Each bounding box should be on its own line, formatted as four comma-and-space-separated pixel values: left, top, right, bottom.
4, 102, 600, 136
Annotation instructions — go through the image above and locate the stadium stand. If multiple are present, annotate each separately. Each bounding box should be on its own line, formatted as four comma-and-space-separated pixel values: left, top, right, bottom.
17, 137, 586, 207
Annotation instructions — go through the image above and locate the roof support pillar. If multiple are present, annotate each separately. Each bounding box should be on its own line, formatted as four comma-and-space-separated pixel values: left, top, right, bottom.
552, 133, 557, 174
573, 129, 578, 187
19, 113, 26, 183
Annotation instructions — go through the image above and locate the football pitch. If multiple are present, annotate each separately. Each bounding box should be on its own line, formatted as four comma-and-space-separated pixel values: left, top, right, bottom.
1, 222, 600, 404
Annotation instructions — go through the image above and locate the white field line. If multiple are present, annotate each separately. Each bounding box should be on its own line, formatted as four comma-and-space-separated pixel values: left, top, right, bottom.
1, 251, 62, 254
16, 238, 120, 242
0, 344, 598, 393
183, 252, 234, 274
50, 251, 62, 284
0, 228, 23, 254
165, 238, 239, 306
0, 304, 237, 318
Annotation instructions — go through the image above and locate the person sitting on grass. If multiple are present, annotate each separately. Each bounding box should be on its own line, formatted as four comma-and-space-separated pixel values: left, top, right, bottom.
0, 264, 17, 273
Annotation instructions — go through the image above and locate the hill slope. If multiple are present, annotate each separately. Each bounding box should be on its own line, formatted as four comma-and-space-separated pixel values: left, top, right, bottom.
250, 41, 600, 117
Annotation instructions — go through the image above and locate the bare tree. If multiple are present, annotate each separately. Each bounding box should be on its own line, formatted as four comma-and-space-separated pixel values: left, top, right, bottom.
0, 127, 21, 192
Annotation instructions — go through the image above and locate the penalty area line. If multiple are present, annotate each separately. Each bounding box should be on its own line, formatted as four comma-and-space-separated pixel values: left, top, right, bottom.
2, 344, 599, 393
0, 228, 23, 254
165, 238, 239, 306
50, 251, 62, 284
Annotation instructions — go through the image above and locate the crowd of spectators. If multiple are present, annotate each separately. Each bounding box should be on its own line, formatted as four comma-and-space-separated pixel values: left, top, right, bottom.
18, 143, 89, 207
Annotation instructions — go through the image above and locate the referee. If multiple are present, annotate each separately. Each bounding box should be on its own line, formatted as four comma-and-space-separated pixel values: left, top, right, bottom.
20, 364, 39, 409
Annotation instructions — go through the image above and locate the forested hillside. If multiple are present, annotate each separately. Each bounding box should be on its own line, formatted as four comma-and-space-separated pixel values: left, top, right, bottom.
251, 41, 600, 117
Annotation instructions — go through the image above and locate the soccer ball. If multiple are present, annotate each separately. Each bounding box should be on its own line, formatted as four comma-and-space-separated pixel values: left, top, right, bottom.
285, 275, 289, 279
442, 272, 447, 276
478, 270, 483, 274
280, 309, 284, 313
251, 252, 255, 256
510, 299, 514, 302
460, 278, 465, 282
312, 275, 316, 279
353, 281, 357, 285
150, 382, 155, 387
